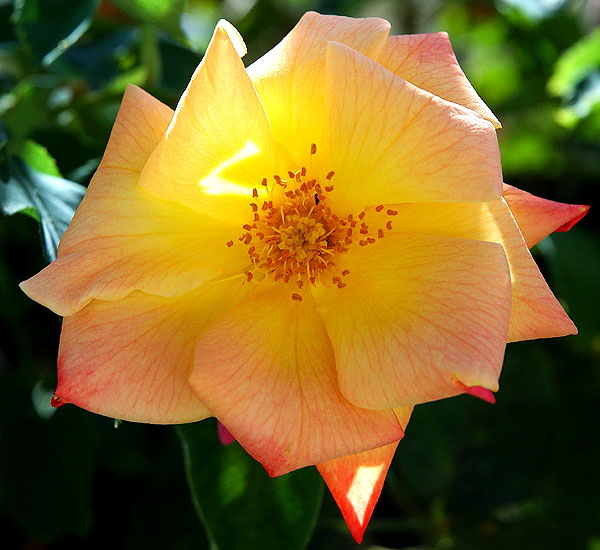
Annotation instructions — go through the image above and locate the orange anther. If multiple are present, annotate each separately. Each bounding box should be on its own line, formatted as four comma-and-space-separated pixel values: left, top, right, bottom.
292, 293, 303, 302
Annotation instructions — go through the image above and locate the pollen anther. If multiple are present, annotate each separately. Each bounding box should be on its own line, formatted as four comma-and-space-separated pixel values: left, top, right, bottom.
233, 159, 398, 294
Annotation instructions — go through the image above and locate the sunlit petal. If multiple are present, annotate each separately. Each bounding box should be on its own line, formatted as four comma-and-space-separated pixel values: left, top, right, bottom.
374, 199, 576, 341
317, 441, 399, 543
248, 11, 391, 164
314, 233, 511, 409
20, 85, 247, 316
138, 21, 285, 221
55, 277, 251, 424
320, 42, 502, 212
378, 32, 501, 127
189, 285, 403, 476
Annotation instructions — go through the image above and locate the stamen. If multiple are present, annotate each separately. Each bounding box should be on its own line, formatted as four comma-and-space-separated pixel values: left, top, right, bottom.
231, 154, 401, 297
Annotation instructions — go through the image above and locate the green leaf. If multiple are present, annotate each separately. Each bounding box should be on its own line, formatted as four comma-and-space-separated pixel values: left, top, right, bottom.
0, 152, 85, 261
177, 420, 323, 550
548, 28, 600, 98
14, 0, 100, 66
20, 140, 62, 177
110, 0, 188, 44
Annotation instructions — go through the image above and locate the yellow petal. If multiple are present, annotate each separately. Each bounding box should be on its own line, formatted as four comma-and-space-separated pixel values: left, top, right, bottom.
378, 33, 501, 128
314, 233, 511, 409
20, 85, 248, 316
54, 277, 251, 424
248, 11, 391, 164
503, 183, 589, 248
379, 199, 577, 341
138, 21, 284, 221
189, 284, 403, 477
317, 441, 399, 543
320, 42, 502, 213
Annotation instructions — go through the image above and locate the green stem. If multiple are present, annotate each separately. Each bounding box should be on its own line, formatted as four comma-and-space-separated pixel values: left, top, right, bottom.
140, 24, 161, 89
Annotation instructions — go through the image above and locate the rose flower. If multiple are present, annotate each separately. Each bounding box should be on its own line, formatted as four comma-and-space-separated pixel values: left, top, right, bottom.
20, 12, 588, 543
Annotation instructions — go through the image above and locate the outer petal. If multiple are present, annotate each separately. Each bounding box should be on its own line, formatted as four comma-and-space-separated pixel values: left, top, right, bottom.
138, 21, 284, 221
316, 407, 412, 543
20, 85, 248, 316
377, 33, 501, 128
503, 183, 589, 248
320, 42, 502, 213
314, 233, 511, 409
55, 277, 251, 423
317, 441, 399, 544
247, 11, 391, 164
189, 284, 403, 477
379, 199, 577, 341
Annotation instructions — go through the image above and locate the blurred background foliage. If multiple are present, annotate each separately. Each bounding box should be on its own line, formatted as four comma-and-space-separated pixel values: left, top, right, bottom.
0, 0, 598, 548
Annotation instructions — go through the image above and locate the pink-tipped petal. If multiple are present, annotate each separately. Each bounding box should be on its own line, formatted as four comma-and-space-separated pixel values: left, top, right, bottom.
248, 11, 391, 163
320, 42, 502, 213
55, 277, 251, 424
503, 183, 589, 248
457, 382, 497, 404
314, 233, 511, 409
189, 285, 403, 477
378, 32, 500, 128
317, 441, 399, 543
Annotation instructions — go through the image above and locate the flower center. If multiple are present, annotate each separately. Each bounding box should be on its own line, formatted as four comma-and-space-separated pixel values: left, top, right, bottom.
227, 148, 397, 301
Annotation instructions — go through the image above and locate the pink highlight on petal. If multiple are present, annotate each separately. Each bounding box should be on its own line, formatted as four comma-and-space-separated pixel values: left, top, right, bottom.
217, 421, 236, 445
458, 383, 496, 404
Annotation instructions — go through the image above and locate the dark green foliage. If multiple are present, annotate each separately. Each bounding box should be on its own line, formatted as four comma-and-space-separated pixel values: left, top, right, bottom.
177, 421, 323, 550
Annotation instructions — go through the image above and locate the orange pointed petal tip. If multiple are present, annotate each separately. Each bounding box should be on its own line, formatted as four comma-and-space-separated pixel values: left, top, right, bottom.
317, 442, 399, 544
502, 184, 589, 248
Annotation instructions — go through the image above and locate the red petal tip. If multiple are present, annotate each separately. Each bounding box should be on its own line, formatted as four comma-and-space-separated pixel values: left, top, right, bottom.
50, 394, 64, 408
555, 204, 589, 232
464, 385, 496, 404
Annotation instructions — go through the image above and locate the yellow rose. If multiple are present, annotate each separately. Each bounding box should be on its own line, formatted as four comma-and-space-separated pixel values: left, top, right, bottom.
21, 13, 588, 542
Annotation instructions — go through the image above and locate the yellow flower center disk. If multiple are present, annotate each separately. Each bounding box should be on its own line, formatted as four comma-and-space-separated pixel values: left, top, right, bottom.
227, 164, 398, 301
